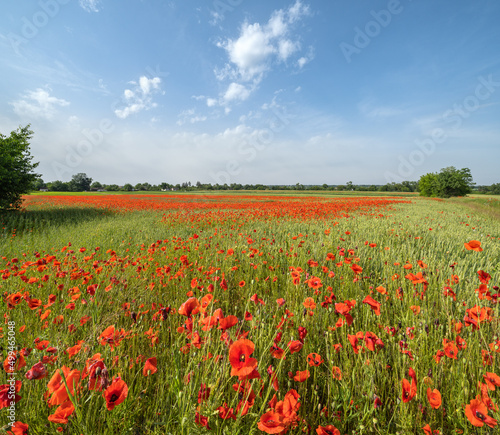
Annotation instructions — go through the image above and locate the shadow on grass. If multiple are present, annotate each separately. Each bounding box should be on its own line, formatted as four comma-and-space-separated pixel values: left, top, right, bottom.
0, 207, 115, 235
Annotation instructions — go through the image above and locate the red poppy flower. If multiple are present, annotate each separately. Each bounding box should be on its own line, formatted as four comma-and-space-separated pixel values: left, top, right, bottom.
443, 340, 458, 359
465, 395, 497, 428
348, 332, 365, 354
98, 325, 129, 351
402, 368, 417, 404
47, 400, 75, 424
280, 389, 301, 425
0, 381, 22, 409
307, 353, 324, 366
350, 264, 363, 274
258, 410, 286, 434
332, 366, 342, 380
143, 357, 157, 376
229, 338, 258, 377
293, 370, 310, 382
178, 297, 200, 317
217, 402, 236, 421
316, 425, 340, 435
464, 240, 483, 251
25, 361, 47, 380
307, 276, 323, 289
250, 293, 265, 305
195, 412, 211, 430
199, 294, 213, 313
363, 295, 381, 316
218, 315, 239, 331
335, 302, 354, 326
198, 383, 211, 403
270, 344, 285, 359
103, 377, 128, 410
479, 382, 499, 412
303, 297, 317, 310
3, 351, 26, 373
478, 270, 491, 284
402, 378, 416, 403
287, 340, 303, 354
484, 372, 500, 391
87, 360, 109, 391
46, 367, 80, 407
427, 388, 441, 409
66, 340, 84, 358
365, 331, 384, 351
7, 421, 29, 435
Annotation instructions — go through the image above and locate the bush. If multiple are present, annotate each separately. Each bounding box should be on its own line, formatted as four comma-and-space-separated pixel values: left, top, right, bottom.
0, 125, 40, 210
418, 167, 474, 198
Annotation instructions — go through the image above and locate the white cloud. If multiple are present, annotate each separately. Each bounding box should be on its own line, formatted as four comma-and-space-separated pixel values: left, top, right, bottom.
139, 76, 161, 95
297, 57, 308, 68
206, 98, 218, 107
208, 2, 312, 112
216, 1, 312, 89
177, 108, 208, 126
288, 0, 310, 23
223, 83, 251, 102
278, 39, 299, 61
114, 76, 163, 119
79, 0, 101, 13
222, 22, 275, 82
11, 88, 70, 120
297, 46, 314, 68
268, 10, 287, 38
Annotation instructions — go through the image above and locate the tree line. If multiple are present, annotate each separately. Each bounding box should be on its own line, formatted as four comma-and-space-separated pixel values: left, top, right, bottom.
34, 175, 421, 193
1, 125, 498, 211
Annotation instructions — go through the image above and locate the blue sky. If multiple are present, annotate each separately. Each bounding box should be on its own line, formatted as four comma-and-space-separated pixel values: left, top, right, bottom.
1, 0, 499, 186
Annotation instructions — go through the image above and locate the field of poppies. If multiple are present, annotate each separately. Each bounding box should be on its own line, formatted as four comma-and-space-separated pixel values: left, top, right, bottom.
1, 192, 499, 435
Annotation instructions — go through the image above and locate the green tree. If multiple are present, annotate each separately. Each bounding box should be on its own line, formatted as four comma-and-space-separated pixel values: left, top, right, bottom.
69, 173, 92, 192
417, 173, 439, 197
0, 125, 40, 210
490, 183, 500, 195
418, 167, 474, 198
47, 180, 70, 192
33, 178, 46, 190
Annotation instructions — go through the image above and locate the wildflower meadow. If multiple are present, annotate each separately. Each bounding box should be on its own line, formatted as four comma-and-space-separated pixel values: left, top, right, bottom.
1, 192, 499, 435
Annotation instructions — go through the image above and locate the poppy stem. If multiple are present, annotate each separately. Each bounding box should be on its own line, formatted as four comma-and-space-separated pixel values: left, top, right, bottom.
59, 369, 90, 435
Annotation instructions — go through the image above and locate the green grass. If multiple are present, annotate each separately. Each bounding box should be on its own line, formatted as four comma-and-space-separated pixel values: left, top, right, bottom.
1, 194, 499, 434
